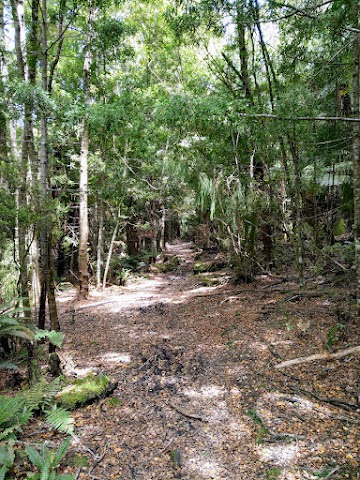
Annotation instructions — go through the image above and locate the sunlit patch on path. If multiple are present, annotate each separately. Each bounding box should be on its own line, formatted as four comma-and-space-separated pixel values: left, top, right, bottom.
56, 241, 360, 479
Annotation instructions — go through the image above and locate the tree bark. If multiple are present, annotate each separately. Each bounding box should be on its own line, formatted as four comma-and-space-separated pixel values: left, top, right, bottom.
351, 2, 360, 316
78, 1, 95, 299
96, 200, 104, 289
102, 204, 121, 289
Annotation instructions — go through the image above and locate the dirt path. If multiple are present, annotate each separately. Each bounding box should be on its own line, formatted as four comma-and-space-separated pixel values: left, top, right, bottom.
58, 241, 360, 480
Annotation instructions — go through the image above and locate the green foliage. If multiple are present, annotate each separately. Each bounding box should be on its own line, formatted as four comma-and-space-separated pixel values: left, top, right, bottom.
25, 437, 74, 480
57, 374, 111, 410
156, 256, 181, 273
326, 323, 345, 349
34, 330, 64, 349
22, 379, 74, 435
0, 396, 32, 441
266, 468, 282, 479
0, 307, 34, 343
0, 440, 15, 479
44, 406, 74, 436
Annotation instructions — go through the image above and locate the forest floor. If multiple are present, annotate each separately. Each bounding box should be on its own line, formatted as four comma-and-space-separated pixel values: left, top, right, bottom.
24, 242, 360, 478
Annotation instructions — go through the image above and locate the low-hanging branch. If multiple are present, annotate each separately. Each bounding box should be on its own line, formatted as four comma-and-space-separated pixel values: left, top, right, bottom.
237, 112, 360, 123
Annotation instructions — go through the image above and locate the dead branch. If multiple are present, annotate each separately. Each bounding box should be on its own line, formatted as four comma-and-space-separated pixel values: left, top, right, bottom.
168, 402, 208, 422
275, 345, 360, 369
65, 300, 114, 315
288, 385, 358, 411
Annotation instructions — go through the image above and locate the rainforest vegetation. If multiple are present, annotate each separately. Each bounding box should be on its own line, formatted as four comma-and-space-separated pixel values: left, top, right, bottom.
0, 0, 359, 478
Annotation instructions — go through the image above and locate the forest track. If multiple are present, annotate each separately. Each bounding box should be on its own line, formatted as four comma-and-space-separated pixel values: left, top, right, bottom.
56, 241, 359, 480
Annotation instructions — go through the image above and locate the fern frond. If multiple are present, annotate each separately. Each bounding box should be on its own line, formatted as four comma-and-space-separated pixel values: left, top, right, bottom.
34, 330, 64, 348
0, 440, 15, 467
45, 406, 74, 435
0, 465, 8, 480
0, 396, 24, 426
54, 437, 71, 464
25, 444, 44, 470
23, 379, 49, 410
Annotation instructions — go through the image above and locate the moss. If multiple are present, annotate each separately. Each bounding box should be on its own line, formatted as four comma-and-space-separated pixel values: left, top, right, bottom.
57, 374, 117, 410
193, 262, 212, 274
266, 467, 282, 479
157, 255, 181, 272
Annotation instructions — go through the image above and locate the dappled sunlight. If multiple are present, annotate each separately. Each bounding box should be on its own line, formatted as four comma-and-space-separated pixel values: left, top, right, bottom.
186, 455, 226, 479
98, 352, 132, 364
182, 384, 226, 399
69, 367, 94, 378
258, 444, 298, 466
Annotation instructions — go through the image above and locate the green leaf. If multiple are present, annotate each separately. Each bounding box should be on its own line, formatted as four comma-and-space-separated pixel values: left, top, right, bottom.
25, 445, 44, 470
34, 330, 64, 348
45, 406, 74, 435
0, 466, 9, 480
53, 438, 72, 465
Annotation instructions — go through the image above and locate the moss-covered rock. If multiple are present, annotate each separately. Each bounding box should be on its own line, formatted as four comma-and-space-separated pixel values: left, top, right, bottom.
57, 374, 118, 410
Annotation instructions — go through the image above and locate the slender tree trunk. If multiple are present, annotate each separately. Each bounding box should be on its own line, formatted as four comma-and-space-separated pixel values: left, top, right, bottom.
288, 131, 304, 287
78, 2, 94, 299
38, 0, 49, 328
10, 0, 31, 312
96, 200, 104, 289
351, 3, 360, 316
102, 204, 121, 289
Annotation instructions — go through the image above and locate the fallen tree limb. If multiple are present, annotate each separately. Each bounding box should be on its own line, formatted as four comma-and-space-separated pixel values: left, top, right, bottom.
275, 346, 360, 369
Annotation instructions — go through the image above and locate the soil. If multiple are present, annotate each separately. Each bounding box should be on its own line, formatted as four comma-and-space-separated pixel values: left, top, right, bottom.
16, 242, 360, 478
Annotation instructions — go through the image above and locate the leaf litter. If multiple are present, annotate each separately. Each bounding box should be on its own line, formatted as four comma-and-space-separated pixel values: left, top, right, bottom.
25, 242, 360, 479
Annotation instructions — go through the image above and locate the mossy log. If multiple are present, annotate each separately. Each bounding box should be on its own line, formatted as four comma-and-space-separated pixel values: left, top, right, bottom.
57, 374, 118, 410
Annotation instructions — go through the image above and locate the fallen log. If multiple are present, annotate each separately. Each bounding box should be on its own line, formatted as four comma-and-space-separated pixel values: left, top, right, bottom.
275, 346, 360, 369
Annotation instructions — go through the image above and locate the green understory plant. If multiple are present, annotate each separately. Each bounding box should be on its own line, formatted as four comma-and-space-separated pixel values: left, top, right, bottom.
25, 437, 74, 480
0, 439, 15, 479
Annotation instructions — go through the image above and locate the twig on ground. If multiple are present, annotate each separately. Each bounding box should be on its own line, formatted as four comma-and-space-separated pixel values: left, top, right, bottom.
168, 402, 208, 422
254, 411, 305, 442
324, 466, 341, 478
157, 435, 174, 455
74, 467, 82, 480
72, 435, 97, 456
88, 442, 108, 479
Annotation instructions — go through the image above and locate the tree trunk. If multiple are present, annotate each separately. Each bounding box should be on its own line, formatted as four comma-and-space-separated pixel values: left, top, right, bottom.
38, 0, 49, 328
351, 2, 360, 316
96, 200, 104, 289
78, 2, 94, 300
102, 204, 121, 289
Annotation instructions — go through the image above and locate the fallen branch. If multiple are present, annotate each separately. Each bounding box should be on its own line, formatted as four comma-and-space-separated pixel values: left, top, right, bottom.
275, 345, 360, 369
168, 402, 208, 422
288, 385, 358, 411
65, 300, 114, 315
